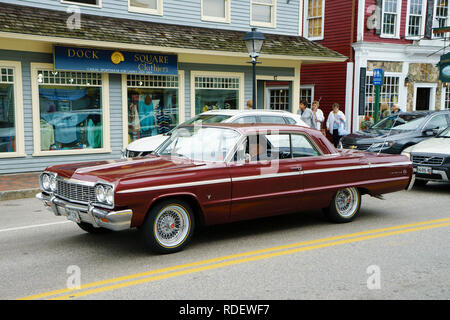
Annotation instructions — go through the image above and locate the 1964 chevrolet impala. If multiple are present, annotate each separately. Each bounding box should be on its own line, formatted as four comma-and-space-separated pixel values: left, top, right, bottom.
37, 124, 415, 253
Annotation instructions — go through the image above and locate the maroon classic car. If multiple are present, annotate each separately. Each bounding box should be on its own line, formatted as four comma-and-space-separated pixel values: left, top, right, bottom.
37, 124, 415, 253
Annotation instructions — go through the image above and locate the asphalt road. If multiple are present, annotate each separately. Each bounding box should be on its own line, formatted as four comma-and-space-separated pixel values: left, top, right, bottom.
0, 183, 449, 300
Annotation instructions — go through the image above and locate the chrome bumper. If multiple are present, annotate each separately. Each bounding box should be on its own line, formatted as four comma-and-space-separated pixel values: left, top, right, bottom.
406, 174, 415, 191
36, 192, 133, 231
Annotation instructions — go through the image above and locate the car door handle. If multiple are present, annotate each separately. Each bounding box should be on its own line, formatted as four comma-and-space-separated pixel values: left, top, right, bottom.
289, 166, 302, 171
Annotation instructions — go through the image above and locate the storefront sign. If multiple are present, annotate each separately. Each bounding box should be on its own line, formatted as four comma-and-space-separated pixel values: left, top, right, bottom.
54, 46, 178, 75
438, 52, 450, 83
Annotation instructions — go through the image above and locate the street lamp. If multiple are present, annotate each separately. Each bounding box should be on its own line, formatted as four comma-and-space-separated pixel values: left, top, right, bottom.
243, 28, 265, 109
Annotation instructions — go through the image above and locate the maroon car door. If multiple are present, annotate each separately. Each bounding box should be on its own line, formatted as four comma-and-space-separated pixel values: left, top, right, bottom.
227, 132, 304, 222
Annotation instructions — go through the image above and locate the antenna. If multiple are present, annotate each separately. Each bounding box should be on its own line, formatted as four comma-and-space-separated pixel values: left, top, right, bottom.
377, 113, 400, 156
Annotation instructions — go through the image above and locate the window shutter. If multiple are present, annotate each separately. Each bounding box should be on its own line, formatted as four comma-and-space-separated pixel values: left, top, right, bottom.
425, 0, 435, 39
375, 0, 382, 35
359, 68, 367, 116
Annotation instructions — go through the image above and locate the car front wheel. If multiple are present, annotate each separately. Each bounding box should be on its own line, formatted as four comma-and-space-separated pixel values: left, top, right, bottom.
324, 187, 361, 223
142, 199, 195, 254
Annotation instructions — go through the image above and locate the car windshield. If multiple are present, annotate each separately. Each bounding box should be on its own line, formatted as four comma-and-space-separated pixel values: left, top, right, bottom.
371, 114, 427, 131
163, 114, 232, 136
156, 126, 241, 162
438, 126, 450, 137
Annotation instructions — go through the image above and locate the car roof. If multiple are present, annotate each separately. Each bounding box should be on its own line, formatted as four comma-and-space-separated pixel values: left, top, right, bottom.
200, 109, 293, 117
179, 122, 316, 134
398, 110, 450, 116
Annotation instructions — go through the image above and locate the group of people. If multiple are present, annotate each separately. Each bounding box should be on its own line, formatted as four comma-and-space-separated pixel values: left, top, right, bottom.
298, 100, 347, 148
380, 103, 402, 120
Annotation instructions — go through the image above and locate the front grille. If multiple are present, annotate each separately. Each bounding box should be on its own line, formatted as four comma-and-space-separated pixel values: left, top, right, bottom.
55, 179, 96, 204
412, 155, 444, 166
342, 143, 372, 151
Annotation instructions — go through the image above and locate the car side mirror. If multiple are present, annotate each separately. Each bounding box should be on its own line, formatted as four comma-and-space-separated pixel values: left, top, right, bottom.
423, 129, 435, 136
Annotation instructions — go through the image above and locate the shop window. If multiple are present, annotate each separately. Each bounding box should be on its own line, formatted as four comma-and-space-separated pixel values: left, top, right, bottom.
0, 67, 16, 154
194, 75, 241, 115
381, 0, 401, 38
129, 0, 163, 15
251, 0, 276, 28
202, 0, 230, 23
444, 84, 450, 110
433, 0, 449, 39
126, 74, 179, 143
36, 70, 104, 152
304, 0, 324, 40
364, 73, 400, 117
406, 0, 426, 38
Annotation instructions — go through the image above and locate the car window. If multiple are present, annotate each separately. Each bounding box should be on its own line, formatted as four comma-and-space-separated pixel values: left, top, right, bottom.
424, 115, 448, 132
284, 117, 296, 125
372, 114, 426, 130
232, 116, 257, 124
257, 116, 287, 124
291, 134, 320, 157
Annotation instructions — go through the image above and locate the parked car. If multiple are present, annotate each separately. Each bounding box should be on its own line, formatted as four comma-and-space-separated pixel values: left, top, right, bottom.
401, 126, 450, 186
36, 123, 414, 254
340, 111, 450, 154
123, 109, 309, 158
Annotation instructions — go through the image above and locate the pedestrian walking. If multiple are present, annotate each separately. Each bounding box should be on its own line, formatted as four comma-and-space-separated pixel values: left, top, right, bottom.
312, 100, 325, 134
326, 103, 347, 148
298, 100, 315, 128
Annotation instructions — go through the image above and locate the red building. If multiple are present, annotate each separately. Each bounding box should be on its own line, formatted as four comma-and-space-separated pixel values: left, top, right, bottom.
300, 0, 449, 132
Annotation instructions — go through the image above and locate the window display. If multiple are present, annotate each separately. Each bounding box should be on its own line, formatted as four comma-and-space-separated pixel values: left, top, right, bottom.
127, 74, 179, 143
37, 70, 103, 151
0, 67, 15, 153
194, 76, 239, 115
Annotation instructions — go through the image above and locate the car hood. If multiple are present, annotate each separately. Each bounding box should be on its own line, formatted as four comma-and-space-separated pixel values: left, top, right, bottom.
47, 155, 205, 184
126, 134, 169, 152
405, 137, 450, 155
343, 129, 414, 143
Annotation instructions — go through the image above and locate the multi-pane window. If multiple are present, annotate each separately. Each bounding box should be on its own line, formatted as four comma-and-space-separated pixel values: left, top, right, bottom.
269, 89, 289, 111
434, 0, 449, 39
444, 84, 450, 110
305, 0, 324, 39
37, 70, 104, 152
251, 0, 276, 27
364, 74, 400, 116
202, 0, 230, 22
0, 67, 16, 153
382, 0, 400, 37
126, 74, 179, 143
129, 0, 162, 15
407, 0, 425, 37
194, 76, 240, 114
300, 86, 313, 107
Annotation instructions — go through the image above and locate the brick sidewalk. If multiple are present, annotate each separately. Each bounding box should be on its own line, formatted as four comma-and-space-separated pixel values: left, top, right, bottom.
0, 172, 41, 200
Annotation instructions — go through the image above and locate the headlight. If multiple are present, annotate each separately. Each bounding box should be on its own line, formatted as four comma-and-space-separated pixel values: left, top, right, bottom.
42, 174, 50, 191
95, 184, 106, 203
49, 175, 57, 192
370, 141, 395, 149
106, 187, 114, 205
401, 152, 411, 160
95, 184, 114, 206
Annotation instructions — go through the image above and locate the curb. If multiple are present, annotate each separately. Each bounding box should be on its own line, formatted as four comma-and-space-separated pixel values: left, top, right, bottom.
0, 188, 41, 201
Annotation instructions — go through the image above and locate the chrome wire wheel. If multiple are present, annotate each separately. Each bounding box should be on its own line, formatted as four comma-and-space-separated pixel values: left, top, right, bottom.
334, 187, 359, 218
153, 205, 191, 248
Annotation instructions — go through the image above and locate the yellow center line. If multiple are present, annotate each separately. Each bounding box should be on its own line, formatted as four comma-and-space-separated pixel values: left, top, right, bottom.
18, 217, 450, 300
50, 222, 450, 300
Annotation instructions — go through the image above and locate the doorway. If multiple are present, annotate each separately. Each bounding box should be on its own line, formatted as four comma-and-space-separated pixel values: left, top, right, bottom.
416, 88, 430, 111
265, 83, 290, 111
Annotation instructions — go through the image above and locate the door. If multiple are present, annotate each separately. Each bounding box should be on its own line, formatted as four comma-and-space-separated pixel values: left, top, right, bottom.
227, 132, 304, 222
416, 88, 430, 111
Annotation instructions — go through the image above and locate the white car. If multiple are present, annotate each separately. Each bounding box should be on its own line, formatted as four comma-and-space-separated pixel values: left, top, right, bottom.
402, 126, 450, 186
123, 109, 309, 158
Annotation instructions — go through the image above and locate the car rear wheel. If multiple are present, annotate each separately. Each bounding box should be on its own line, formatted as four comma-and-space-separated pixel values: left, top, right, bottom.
324, 187, 361, 223
142, 199, 195, 254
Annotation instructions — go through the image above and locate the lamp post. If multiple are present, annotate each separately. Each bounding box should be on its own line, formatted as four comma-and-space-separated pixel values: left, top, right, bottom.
243, 28, 265, 109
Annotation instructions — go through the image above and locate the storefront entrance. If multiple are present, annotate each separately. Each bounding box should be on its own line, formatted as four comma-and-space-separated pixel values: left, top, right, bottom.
264, 81, 291, 111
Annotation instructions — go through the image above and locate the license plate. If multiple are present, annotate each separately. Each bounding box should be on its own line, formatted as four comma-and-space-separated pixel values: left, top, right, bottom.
66, 208, 80, 223
417, 166, 432, 174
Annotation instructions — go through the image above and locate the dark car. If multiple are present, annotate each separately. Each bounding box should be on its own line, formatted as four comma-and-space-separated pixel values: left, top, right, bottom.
340, 111, 450, 154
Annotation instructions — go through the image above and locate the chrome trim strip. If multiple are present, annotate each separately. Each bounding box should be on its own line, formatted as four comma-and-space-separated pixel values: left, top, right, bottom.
58, 177, 96, 187
232, 171, 301, 182
116, 178, 232, 194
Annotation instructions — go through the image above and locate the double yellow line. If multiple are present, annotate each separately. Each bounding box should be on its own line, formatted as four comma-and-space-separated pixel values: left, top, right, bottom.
19, 217, 450, 300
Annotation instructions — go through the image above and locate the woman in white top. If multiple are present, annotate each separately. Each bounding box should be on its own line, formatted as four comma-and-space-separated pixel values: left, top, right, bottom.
326, 103, 347, 148
312, 101, 325, 134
